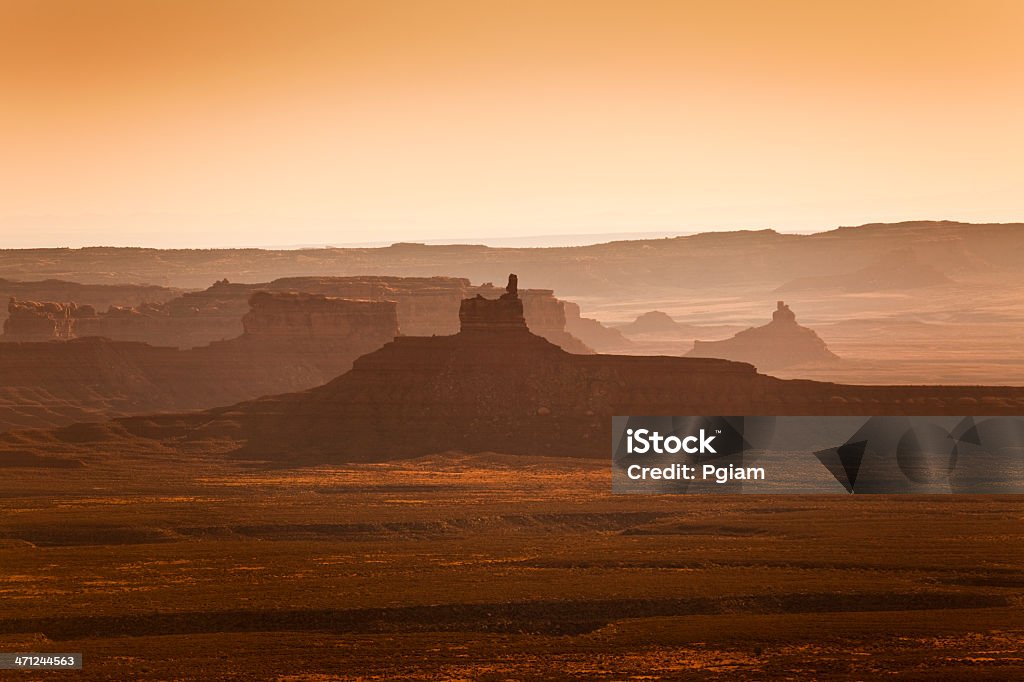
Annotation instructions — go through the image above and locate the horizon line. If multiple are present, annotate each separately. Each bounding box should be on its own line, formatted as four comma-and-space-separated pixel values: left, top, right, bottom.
0, 219, 1018, 252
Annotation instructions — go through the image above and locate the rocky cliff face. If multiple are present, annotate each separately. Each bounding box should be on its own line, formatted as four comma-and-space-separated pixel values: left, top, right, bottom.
4, 299, 83, 340
0, 279, 180, 331
2, 279, 249, 347
241, 291, 398, 341
272, 277, 592, 353
224, 291, 399, 380
464, 281, 591, 352
1, 276, 592, 353
458, 277, 529, 332
0, 293, 398, 432
687, 302, 838, 371
29, 280, 1023, 463
4, 298, 184, 343
562, 301, 631, 351
267, 276, 468, 337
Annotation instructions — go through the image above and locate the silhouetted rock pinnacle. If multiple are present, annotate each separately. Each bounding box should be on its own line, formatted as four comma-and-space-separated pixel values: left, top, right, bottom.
687, 301, 838, 370
459, 274, 529, 333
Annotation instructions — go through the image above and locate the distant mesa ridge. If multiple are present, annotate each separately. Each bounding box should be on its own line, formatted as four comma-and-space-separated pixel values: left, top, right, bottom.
619, 310, 682, 335
776, 249, 953, 293
16, 274, 1024, 464
0, 221, 1014, 298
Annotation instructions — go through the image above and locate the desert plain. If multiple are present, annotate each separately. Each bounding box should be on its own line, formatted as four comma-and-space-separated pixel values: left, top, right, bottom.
2, 223, 1024, 679
1, 451, 1023, 680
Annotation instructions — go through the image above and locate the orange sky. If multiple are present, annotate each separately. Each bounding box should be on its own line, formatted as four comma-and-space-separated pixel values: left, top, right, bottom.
1, 0, 1022, 247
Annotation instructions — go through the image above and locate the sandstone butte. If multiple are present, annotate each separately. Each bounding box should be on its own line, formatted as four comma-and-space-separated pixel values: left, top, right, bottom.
687, 301, 839, 370
2, 275, 599, 353
0, 292, 398, 432
7, 275, 1023, 464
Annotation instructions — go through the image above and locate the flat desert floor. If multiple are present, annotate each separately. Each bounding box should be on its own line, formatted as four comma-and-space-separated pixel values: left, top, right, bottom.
1, 451, 1023, 680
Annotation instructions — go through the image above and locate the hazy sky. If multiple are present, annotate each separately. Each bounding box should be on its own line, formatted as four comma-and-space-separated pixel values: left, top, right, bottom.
1, 0, 1022, 248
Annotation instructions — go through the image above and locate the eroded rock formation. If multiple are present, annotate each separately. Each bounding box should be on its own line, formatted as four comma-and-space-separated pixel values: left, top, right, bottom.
2, 279, 251, 347
1, 276, 592, 353
562, 301, 631, 351
0, 292, 398, 432
4, 299, 83, 340
21, 278, 1024, 463
459, 274, 528, 332
241, 291, 397, 341
687, 301, 838, 370
0, 278, 180, 330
